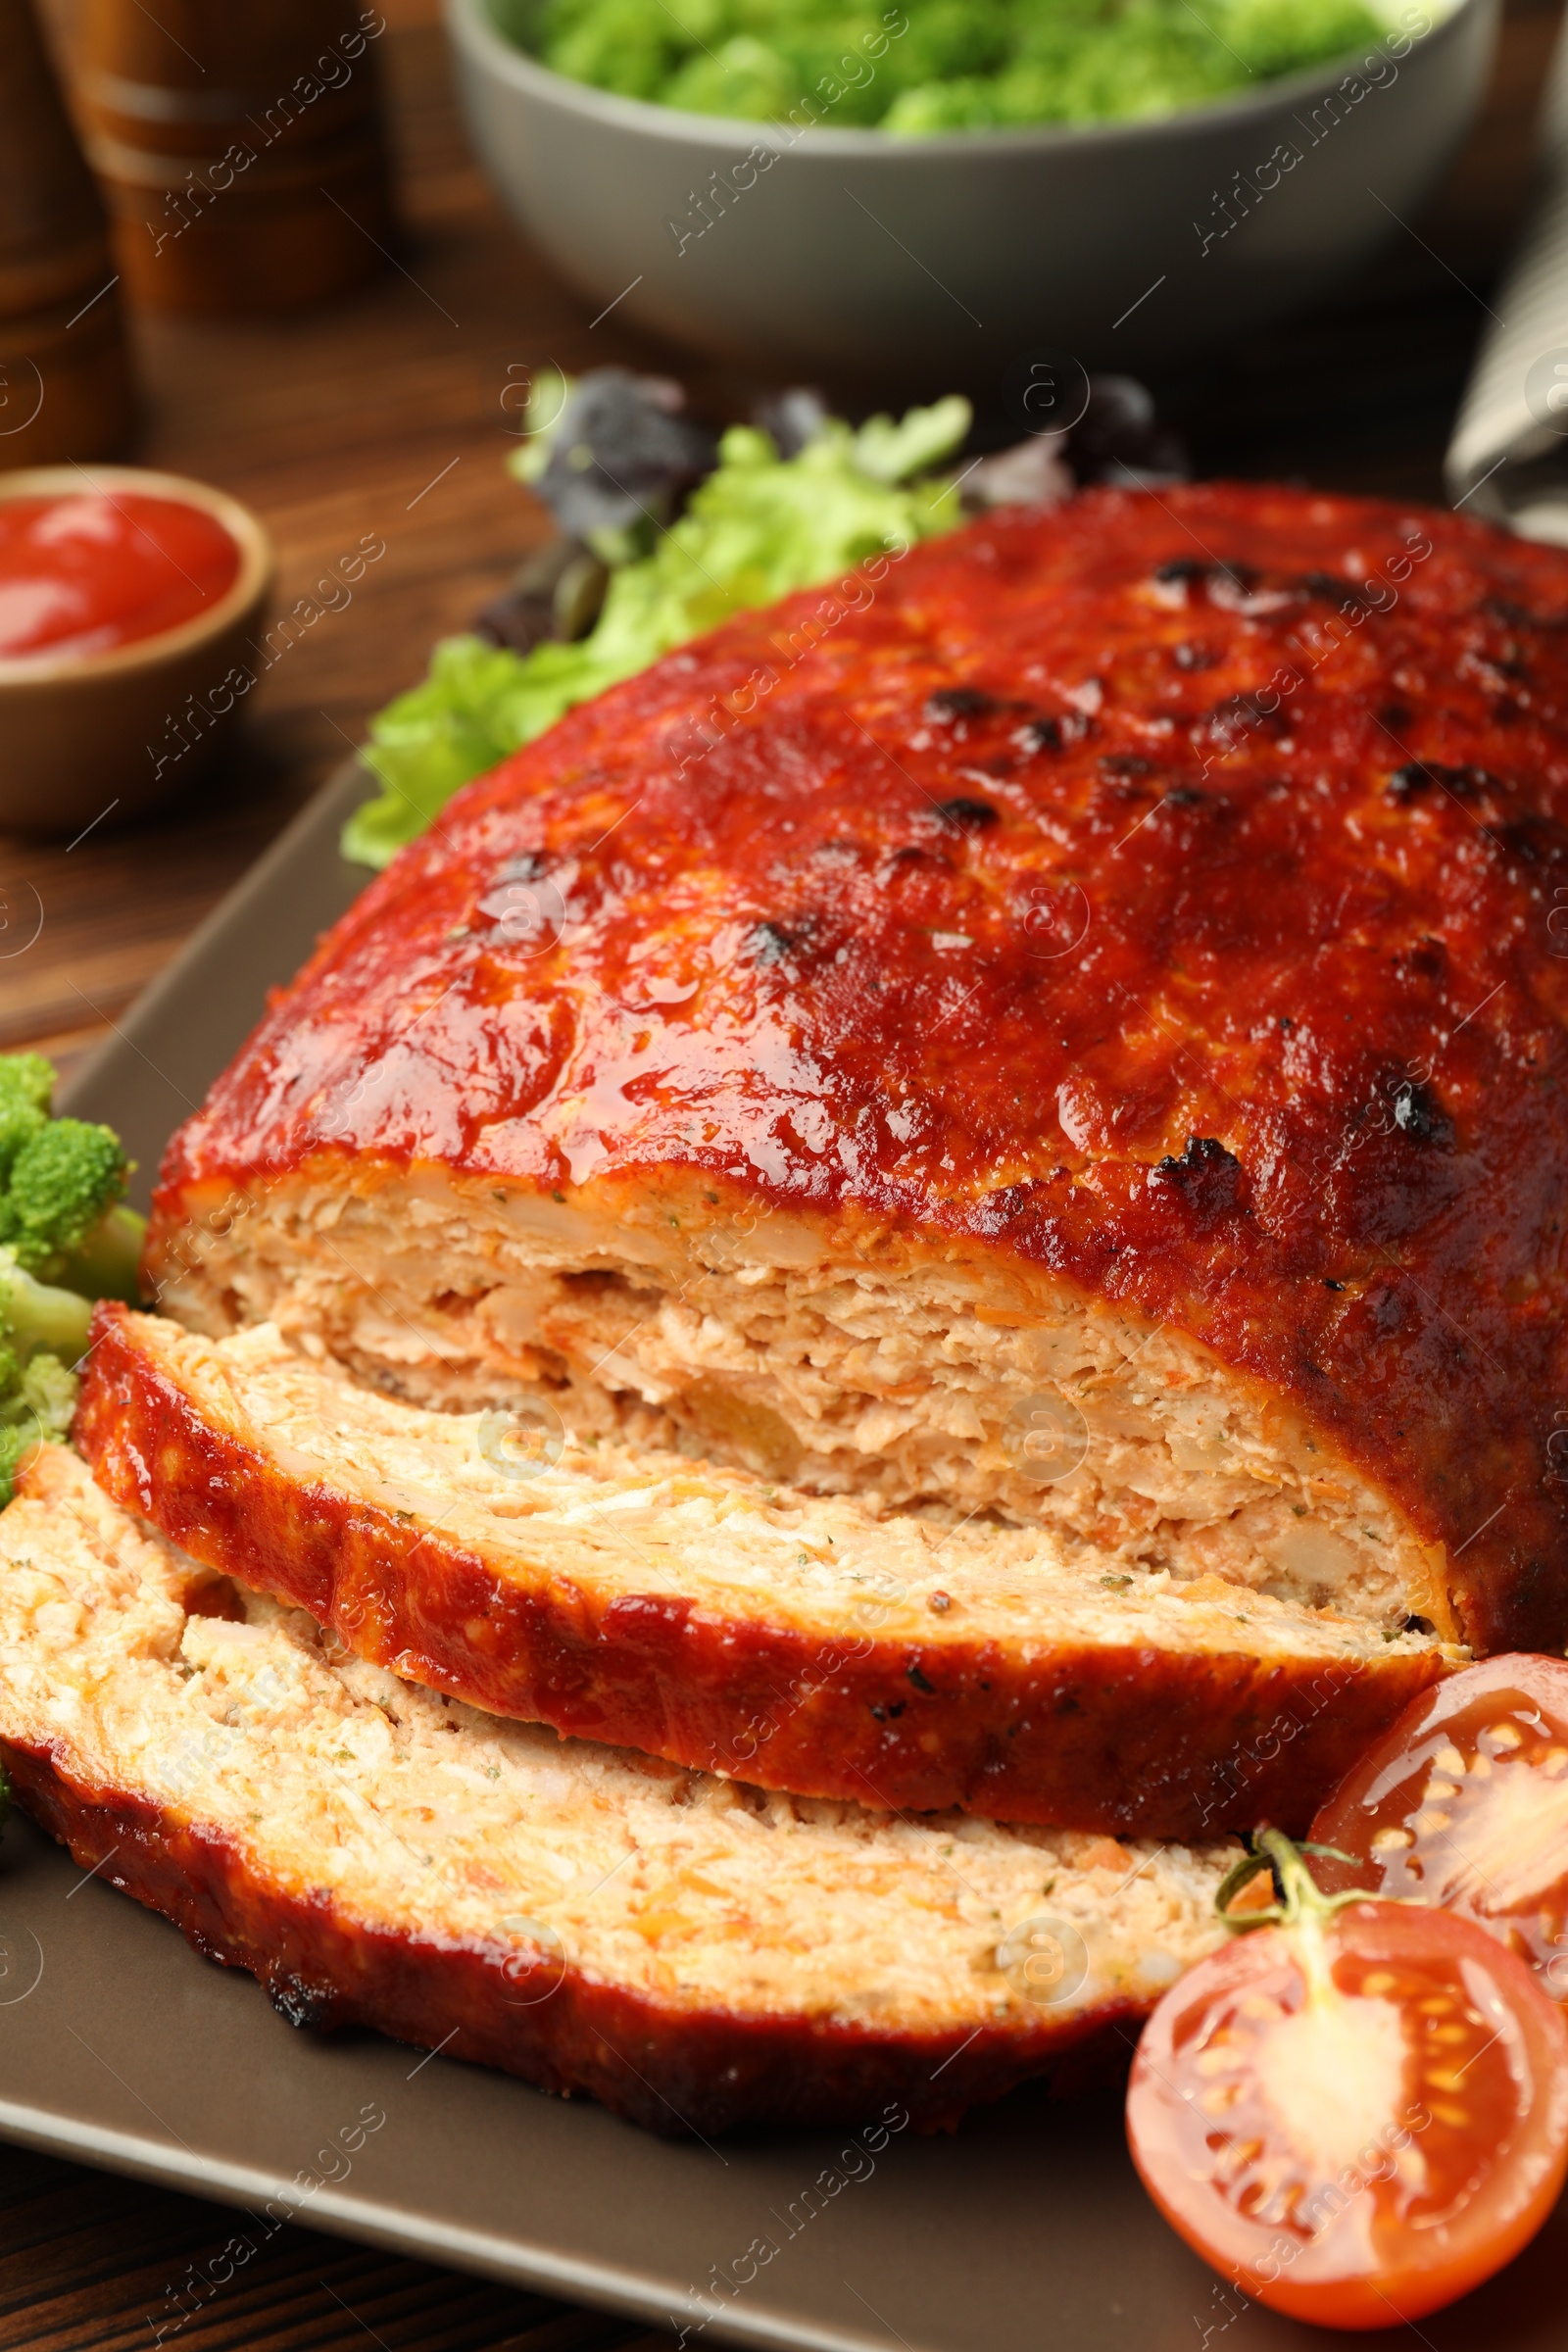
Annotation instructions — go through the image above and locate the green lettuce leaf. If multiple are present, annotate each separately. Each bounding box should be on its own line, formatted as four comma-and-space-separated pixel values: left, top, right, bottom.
340, 398, 971, 869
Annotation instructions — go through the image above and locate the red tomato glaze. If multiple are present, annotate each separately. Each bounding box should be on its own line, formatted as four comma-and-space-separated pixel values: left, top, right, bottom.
153, 484, 1568, 1656
0, 492, 239, 662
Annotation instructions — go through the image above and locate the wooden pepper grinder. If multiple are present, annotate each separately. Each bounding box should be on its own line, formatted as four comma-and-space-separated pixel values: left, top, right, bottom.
74, 0, 395, 313
0, 0, 135, 466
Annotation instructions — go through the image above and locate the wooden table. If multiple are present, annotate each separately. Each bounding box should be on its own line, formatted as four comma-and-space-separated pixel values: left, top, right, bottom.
0, 0, 1561, 2340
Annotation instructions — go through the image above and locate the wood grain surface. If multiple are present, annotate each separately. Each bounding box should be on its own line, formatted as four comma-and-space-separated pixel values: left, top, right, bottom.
0, 2139, 669, 2351
0, 0, 1562, 2340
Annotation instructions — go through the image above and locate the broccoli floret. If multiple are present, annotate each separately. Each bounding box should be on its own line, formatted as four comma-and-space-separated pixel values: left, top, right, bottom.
0, 1250, 92, 1506
19, 1347, 79, 1438
0, 1431, 25, 1511
0, 1244, 94, 1362
55, 1201, 146, 1305
0, 1053, 142, 1514
0, 1249, 93, 1364
0, 1054, 143, 1298
0, 1116, 127, 1278
0, 1053, 52, 1190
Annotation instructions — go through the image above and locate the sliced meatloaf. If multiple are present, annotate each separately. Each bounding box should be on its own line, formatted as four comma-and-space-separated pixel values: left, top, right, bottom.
0, 1446, 1235, 2134
75, 1307, 1456, 1838
142, 485, 1568, 1656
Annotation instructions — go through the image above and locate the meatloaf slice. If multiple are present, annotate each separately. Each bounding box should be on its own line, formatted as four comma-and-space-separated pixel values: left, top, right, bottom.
74, 1306, 1456, 1838
0, 1445, 1235, 2135
143, 485, 1568, 1655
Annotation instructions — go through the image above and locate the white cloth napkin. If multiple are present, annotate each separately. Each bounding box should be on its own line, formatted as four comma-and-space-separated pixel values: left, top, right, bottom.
1446, 18, 1568, 540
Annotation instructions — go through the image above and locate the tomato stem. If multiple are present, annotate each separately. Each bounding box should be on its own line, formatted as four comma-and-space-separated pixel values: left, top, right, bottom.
1215, 1828, 1366, 1936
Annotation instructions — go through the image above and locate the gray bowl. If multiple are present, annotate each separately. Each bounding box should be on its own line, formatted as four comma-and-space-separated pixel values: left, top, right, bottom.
447, 0, 1496, 394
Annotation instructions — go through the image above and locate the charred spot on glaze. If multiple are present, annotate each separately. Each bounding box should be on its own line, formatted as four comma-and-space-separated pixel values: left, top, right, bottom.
934, 796, 1000, 832
1162, 786, 1206, 808
1494, 818, 1562, 868
495, 851, 547, 883
924, 686, 1002, 723
1386, 764, 1429, 803
1014, 710, 1094, 754
1207, 693, 1288, 740
1298, 570, 1373, 614
1152, 1135, 1246, 1220
1386, 762, 1498, 804
1388, 1076, 1453, 1147
906, 1662, 937, 1694
1480, 594, 1568, 632
268, 1974, 336, 2029
747, 920, 796, 965
884, 844, 949, 874
1100, 754, 1155, 779
1170, 560, 1257, 597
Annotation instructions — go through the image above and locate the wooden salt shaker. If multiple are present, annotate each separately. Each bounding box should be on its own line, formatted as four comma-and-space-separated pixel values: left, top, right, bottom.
0, 0, 134, 466
74, 0, 395, 313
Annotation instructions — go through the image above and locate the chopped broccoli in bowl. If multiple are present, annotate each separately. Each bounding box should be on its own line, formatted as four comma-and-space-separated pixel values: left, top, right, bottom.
503, 0, 1393, 131
0, 1054, 144, 1506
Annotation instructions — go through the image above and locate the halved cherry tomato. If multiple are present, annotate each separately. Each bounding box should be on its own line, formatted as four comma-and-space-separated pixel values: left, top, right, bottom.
1126, 1836, 1568, 2329
1311, 1653, 1568, 1993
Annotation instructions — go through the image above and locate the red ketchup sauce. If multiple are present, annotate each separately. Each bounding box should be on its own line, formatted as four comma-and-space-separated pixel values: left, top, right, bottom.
0, 492, 240, 663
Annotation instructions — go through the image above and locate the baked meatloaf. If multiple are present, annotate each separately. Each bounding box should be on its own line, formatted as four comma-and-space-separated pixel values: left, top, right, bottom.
143, 483, 1568, 1659
0, 1446, 1234, 2134
75, 1307, 1451, 1837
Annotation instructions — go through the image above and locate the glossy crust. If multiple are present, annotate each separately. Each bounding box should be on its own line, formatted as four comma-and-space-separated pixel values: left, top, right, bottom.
76, 1302, 1450, 1838
0, 1740, 1134, 2136
148, 485, 1568, 1652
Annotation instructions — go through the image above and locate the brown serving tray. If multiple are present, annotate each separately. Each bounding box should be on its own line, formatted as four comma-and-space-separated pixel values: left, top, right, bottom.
4, 765, 1558, 2349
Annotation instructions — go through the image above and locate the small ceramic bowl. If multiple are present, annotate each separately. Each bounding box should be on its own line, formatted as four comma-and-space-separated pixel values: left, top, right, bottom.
0, 465, 272, 838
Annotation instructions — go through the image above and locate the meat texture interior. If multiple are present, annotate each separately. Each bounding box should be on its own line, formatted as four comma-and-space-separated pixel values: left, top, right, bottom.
145, 485, 1568, 1658
76, 1308, 1452, 1835
0, 1447, 1234, 2131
